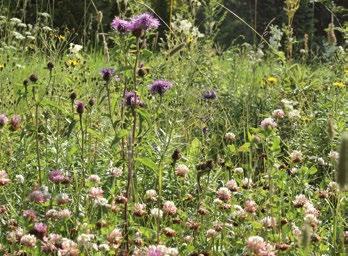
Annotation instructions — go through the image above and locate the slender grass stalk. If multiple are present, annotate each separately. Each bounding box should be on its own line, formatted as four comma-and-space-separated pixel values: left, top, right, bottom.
169, 0, 174, 29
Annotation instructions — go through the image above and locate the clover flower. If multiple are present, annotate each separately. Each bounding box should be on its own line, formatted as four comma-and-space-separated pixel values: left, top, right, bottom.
244, 199, 257, 213
107, 228, 122, 245
0, 114, 8, 128
20, 234, 37, 247
175, 164, 189, 177
272, 109, 285, 119
260, 117, 277, 130
10, 115, 21, 131
216, 187, 231, 201
48, 169, 68, 184
29, 187, 51, 203
145, 189, 158, 201
0, 170, 10, 186
226, 179, 238, 191
163, 201, 177, 215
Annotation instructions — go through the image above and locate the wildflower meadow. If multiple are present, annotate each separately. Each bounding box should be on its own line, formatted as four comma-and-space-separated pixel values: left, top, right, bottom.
0, 0, 347, 255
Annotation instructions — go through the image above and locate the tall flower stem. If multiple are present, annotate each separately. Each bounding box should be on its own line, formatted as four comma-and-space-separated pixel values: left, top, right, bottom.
35, 103, 42, 185
33, 87, 42, 185
123, 35, 141, 254
79, 113, 86, 186
120, 37, 129, 160
105, 81, 116, 133
124, 134, 133, 254
133, 37, 140, 86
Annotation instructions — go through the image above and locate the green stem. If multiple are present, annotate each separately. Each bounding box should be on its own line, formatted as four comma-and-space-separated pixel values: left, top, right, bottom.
79, 113, 85, 186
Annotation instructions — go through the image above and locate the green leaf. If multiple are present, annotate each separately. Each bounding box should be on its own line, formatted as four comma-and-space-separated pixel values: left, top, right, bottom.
41, 99, 69, 115
271, 136, 281, 153
188, 138, 201, 159
111, 129, 129, 147
227, 144, 236, 155
238, 143, 250, 153
135, 157, 157, 172
308, 166, 318, 175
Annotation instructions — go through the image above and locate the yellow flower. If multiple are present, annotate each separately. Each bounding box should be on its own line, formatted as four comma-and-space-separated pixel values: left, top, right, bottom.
333, 81, 345, 88
66, 59, 80, 67
266, 76, 278, 85
0, 64, 4, 71
57, 35, 66, 41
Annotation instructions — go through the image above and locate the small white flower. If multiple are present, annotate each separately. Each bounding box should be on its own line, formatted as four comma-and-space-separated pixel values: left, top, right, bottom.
13, 31, 25, 40
10, 18, 22, 24
288, 109, 301, 120
15, 175, 25, 183
69, 43, 83, 54
234, 167, 244, 174
150, 208, 163, 219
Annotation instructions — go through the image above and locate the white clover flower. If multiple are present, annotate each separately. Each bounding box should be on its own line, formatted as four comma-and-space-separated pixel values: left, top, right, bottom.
150, 208, 163, 218
15, 175, 25, 183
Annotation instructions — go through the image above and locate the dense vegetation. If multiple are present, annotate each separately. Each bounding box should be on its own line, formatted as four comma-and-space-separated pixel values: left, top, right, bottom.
0, 0, 347, 255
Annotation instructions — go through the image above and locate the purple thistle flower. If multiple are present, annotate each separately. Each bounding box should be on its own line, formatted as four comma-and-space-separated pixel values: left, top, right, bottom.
10, 115, 21, 131
124, 91, 144, 107
203, 90, 217, 100
76, 101, 85, 115
130, 13, 160, 36
148, 80, 172, 95
100, 68, 115, 81
111, 17, 132, 33
0, 114, 8, 128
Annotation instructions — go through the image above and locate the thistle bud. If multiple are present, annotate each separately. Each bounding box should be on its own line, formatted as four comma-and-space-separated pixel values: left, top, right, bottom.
47, 62, 54, 71
75, 101, 85, 115
29, 74, 38, 83
69, 92, 77, 101
171, 149, 181, 162
88, 98, 96, 107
